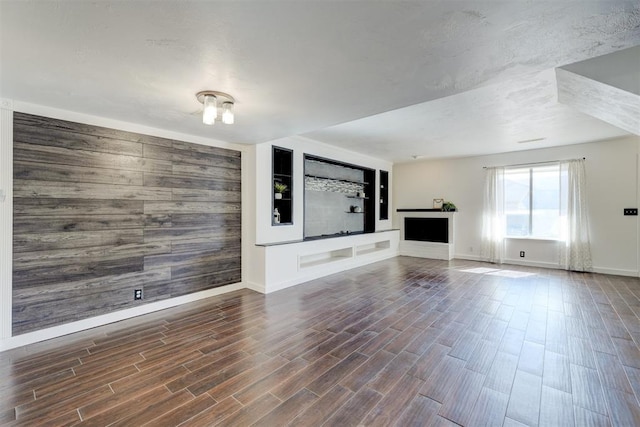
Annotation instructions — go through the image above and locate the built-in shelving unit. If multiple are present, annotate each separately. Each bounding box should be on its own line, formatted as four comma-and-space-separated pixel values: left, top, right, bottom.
298, 237, 393, 270
299, 247, 353, 269
273, 146, 293, 225
255, 228, 400, 294
356, 240, 391, 256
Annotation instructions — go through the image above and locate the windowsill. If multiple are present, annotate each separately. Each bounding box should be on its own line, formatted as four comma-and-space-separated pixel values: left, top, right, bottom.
505, 236, 564, 243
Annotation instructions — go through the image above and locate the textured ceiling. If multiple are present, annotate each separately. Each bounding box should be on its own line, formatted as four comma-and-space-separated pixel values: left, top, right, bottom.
1, 1, 639, 161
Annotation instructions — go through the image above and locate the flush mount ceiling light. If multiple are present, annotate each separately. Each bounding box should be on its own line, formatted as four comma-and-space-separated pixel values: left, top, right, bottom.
195, 90, 235, 125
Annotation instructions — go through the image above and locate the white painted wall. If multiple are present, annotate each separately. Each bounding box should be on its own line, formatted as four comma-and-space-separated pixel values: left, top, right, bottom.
393, 136, 640, 276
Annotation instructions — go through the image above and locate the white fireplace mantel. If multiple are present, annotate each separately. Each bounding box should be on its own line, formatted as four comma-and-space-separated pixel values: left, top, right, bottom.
396, 209, 456, 260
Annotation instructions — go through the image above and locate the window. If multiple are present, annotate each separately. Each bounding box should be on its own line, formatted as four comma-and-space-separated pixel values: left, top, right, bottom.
504, 164, 567, 239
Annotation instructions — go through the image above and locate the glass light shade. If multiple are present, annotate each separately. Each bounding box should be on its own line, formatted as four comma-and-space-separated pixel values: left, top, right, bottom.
222, 102, 234, 124
202, 94, 217, 125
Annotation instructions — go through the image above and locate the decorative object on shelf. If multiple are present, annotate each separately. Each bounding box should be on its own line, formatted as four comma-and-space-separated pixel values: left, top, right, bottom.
357, 191, 365, 198
442, 201, 457, 211
273, 208, 281, 224
433, 198, 444, 209
196, 90, 235, 125
274, 182, 287, 199
355, 206, 362, 213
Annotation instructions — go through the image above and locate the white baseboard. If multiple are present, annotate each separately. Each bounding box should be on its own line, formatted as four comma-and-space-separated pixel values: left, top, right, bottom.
0, 282, 245, 352
244, 280, 265, 294
502, 258, 562, 270
592, 267, 639, 277
454, 254, 483, 262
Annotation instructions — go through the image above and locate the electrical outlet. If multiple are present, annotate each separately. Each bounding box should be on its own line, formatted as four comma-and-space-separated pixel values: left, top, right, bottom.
624, 208, 638, 216
520, 251, 525, 258
134, 289, 143, 300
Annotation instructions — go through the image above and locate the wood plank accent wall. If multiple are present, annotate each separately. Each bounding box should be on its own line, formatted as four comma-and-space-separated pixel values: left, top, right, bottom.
12, 113, 241, 335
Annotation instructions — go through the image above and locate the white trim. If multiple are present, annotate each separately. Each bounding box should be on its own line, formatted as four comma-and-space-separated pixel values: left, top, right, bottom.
591, 267, 639, 278
455, 255, 563, 270
0, 282, 246, 352
502, 258, 562, 270
0, 100, 12, 340
454, 254, 483, 262
244, 280, 265, 294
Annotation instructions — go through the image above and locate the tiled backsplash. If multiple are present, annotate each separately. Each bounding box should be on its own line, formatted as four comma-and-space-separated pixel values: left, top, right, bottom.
304, 176, 364, 194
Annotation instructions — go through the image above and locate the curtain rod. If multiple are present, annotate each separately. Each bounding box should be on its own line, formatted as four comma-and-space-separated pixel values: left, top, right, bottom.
482, 157, 585, 169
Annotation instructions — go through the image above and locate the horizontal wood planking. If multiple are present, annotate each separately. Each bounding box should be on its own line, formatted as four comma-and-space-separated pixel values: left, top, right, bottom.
13, 199, 144, 217
143, 247, 240, 270
171, 188, 240, 202
143, 174, 241, 192
143, 226, 240, 243
14, 125, 144, 157
13, 230, 144, 253
143, 201, 241, 214
13, 269, 172, 304
12, 112, 241, 334
13, 242, 172, 270
13, 256, 146, 289
172, 163, 241, 181
144, 269, 241, 299
14, 179, 173, 200
14, 161, 144, 186
14, 215, 147, 233
143, 143, 241, 169
14, 143, 173, 174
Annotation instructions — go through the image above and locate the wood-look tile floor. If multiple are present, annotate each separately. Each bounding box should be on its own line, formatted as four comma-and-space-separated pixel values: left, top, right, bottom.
3, 257, 640, 426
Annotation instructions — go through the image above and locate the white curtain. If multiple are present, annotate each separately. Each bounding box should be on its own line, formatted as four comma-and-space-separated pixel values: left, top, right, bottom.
480, 167, 505, 264
560, 159, 592, 272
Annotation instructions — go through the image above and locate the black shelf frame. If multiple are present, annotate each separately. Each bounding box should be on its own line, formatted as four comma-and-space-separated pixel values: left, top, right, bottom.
380, 170, 389, 220
273, 146, 293, 226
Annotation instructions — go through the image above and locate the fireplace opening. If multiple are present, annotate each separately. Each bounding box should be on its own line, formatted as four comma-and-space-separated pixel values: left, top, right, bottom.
404, 217, 448, 243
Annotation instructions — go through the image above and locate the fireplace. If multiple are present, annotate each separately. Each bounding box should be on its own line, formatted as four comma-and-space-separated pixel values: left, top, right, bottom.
397, 209, 456, 260
404, 217, 449, 243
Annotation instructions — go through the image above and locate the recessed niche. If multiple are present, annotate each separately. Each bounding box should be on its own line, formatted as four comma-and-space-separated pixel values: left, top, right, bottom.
304, 154, 375, 239
299, 247, 353, 269
273, 146, 293, 225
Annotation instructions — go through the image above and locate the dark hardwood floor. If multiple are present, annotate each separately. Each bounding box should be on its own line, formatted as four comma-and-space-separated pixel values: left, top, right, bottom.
2, 256, 640, 426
